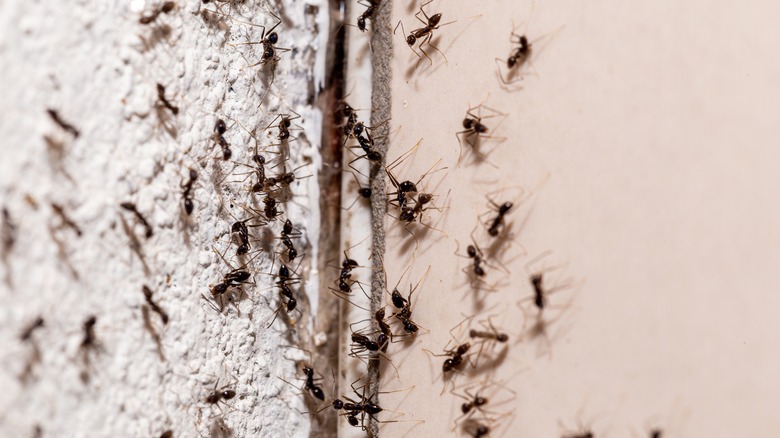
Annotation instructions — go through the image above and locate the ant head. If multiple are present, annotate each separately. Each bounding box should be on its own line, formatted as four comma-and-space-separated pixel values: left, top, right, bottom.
283, 219, 294, 234
476, 425, 490, 437
357, 17, 366, 31
399, 180, 417, 194
215, 119, 227, 134
263, 47, 275, 61
467, 245, 477, 258
342, 257, 359, 269
429, 13, 442, 27
419, 193, 433, 204
375, 308, 386, 319
268, 32, 279, 45
333, 399, 344, 410
500, 202, 513, 213
358, 187, 372, 198
253, 154, 266, 165
406, 35, 416, 46
458, 343, 471, 355
496, 333, 509, 342
339, 102, 354, 118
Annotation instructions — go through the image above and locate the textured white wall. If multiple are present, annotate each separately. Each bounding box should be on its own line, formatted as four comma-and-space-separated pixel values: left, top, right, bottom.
0, 0, 329, 436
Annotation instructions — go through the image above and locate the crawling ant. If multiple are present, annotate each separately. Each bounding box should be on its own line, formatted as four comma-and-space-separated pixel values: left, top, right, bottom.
1, 207, 16, 256
156, 83, 179, 115
302, 364, 325, 401
46, 109, 80, 138
375, 308, 392, 352
139, 1, 175, 25
79, 315, 99, 382
469, 319, 509, 343
343, 170, 371, 210
51, 203, 82, 236
349, 332, 381, 358
202, 378, 237, 417
398, 192, 434, 224
389, 267, 429, 335
466, 243, 487, 278
267, 111, 301, 141
394, 0, 450, 65
181, 168, 197, 216
456, 103, 506, 162
267, 261, 303, 328
142, 285, 169, 324
229, 12, 290, 82
485, 200, 512, 237
323, 380, 385, 431
277, 219, 302, 261
263, 195, 282, 221
441, 342, 471, 373
231, 220, 251, 255
357, 0, 381, 31
120, 202, 153, 238
210, 118, 232, 160
20, 316, 45, 342
204, 247, 257, 314
453, 379, 516, 428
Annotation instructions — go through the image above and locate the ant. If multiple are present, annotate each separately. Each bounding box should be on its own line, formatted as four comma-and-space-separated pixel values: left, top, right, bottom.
46, 109, 80, 138
181, 168, 197, 216
452, 379, 516, 428
142, 285, 169, 324
466, 243, 487, 278
2, 207, 16, 256
51, 203, 82, 236
398, 192, 436, 224
227, 208, 266, 256
156, 83, 179, 115
210, 119, 232, 161
20, 316, 45, 342
469, 318, 509, 344
267, 111, 301, 142
375, 308, 393, 352
139, 1, 175, 25
267, 261, 303, 328
323, 379, 384, 431
343, 170, 371, 210
229, 12, 290, 82
485, 199, 513, 238
441, 342, 471, 373
302, 364, 325, 401
204, 246, 257, 314
79, 315, 99, 382
455, 103, 506, 162
202, 378, 237, 417
389, 267, 430, 335
276, 219, 302, 261
357, 0, 381, 32
120, 202, 153, 238
394, 0, 450, 65
262, 195, 282, 221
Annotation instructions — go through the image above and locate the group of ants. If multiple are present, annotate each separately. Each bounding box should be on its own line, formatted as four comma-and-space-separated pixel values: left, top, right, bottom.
6, 1, 667, 437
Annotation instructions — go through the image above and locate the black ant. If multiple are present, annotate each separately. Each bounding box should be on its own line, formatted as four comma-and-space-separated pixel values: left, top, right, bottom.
142, 285, 169, 324
267, 111, 301, 142
79, 315, 99, 382
302, 364, 325, 401
520, 252, 572, 313
349, 332, 381, 358
323, 379, 384, 431
277, 219, 302, 261
181, 168, 197, 216
203, 378, 237, 416
46, 109, 80, 138
495, 20, 547, 85
485, 199, 513, 237
267, 261, 303, 328
156, 83, 179, 115
455, 103, 506, 162
398, 192, 435, 224
357, 0, 381, 32
375, 308, 393, 352
210, 118, 232, 160
204, 247, 256, 314
453, 379, 516, 428
394, 0, 450, 65
20, 316, 45, 342
469, 318, 509, 344
229, 12, 290, 82
343, 170, 371, 210
120, 202, 153, 238
263, 195, 282, 221
139, 1, 175, 25
442, 342, 471, 373
51, 203, 82, 236
389, 267, 429, 335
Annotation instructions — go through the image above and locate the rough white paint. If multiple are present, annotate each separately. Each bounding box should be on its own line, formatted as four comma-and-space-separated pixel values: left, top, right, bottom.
0, 0, 328, 436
